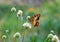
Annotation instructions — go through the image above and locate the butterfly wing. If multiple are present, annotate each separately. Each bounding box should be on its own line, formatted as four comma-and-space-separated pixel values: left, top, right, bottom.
29, 16, 34, 25
34, 14, 40, 20
29, 14, 40, 27
33, 14, 40, 27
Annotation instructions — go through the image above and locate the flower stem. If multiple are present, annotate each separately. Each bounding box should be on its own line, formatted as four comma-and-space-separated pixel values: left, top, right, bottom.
3, 39, 6, 42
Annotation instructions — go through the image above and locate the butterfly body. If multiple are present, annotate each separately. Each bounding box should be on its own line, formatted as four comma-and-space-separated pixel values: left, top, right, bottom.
29, 14, 40, 27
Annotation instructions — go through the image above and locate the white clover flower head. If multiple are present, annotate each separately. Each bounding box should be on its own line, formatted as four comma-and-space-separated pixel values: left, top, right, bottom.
48, 33, 54, 39
13, 32, 21, 38
17, 10, 23, 17
52, 35, 59, 42
26, 16, 31, 19
59, 40, 60, 42
23, 22, 32, 29
11, 7, 16, 12
50, 30, 54, 34
2, 35, 7, 39
5, 30, 9, 33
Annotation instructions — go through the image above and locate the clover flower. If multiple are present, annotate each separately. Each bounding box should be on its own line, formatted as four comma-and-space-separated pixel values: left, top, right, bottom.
11, 7, 16, 12
52, 35, 59, 42
48, 33, 54, 39
13, 32, 21, 38
2, 35, 7, 39
5, 29, 9, 33
23, 22, 32, 29
17, 10, 23, 17
50, 30, 54, 34
26, 16, 31, 19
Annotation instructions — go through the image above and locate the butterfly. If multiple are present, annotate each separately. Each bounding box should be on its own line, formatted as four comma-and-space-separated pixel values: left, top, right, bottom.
28, 14, 40, 27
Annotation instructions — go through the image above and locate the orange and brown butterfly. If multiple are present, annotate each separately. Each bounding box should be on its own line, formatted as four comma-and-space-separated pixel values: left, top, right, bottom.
28, 14, 40, 27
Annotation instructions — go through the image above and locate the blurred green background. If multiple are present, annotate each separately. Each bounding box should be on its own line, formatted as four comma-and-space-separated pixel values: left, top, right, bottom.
0, 0, 60, 42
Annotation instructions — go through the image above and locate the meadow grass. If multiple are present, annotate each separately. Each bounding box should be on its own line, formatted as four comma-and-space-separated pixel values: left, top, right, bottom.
0, 2, 60, 42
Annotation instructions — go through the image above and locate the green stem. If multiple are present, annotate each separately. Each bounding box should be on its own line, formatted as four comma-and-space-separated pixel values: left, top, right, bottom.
22, 36, 24, 42
3, 39, 6, 42
15, 37, 19, 42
